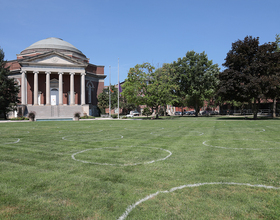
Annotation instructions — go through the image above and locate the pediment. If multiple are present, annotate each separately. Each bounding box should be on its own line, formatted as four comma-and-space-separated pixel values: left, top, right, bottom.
32, 54, 78, 65
19, 51, 86, 66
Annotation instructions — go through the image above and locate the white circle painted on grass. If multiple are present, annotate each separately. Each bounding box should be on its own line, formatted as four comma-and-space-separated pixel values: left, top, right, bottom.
203, 139, 278, 150
150, 130, 203, 136
118, 182, 280, 220
71, 146, 172, 166
2, 138, 20, 145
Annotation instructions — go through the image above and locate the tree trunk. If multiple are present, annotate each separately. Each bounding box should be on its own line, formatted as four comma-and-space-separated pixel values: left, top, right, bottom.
4, 110, 7, 120
195, 104, 199, 117
253, 99, 258, 120
273, 98, 276, 118
155, 107, 159, 119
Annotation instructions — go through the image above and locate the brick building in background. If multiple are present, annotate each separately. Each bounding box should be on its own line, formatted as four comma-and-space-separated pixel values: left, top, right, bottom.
6, 37, 106, 119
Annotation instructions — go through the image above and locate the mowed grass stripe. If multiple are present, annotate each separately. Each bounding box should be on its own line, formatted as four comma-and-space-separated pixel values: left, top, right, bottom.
0, 117, 280, 219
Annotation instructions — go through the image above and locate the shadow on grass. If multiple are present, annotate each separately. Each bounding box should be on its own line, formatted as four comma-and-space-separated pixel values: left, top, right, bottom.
217, 116, 280, 120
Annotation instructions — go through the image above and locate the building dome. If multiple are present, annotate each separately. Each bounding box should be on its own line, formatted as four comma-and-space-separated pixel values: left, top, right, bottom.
20, 37, 87, 60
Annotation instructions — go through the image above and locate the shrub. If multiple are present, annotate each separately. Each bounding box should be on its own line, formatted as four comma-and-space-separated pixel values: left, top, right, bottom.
111, 114, 118, 119
74, 112, 81, 118
10, 116, 28, 120
28, 111, 36, 120
80, 115, 95, 119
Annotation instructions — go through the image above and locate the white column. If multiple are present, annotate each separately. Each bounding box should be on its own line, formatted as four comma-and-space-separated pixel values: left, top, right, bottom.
45, 71, 51, 105
21, 70, 26, 105
58, 72, 64, 105
33, 71, 39, 105
70, 72, 75, 105
81, 72, 86, 105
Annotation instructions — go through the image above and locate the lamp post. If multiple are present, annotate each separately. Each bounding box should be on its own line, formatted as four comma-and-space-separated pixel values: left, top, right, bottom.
109, 66, 111, 118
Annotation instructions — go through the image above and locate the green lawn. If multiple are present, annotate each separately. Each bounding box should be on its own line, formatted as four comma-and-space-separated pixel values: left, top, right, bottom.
1, 117, 280, 219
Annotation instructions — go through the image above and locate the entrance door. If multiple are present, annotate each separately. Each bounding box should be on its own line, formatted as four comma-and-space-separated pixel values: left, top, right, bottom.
51, 89, 59, 105
38, 93, 41, 105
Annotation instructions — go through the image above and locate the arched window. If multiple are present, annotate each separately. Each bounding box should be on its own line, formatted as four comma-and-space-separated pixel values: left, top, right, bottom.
86, 81, 94, 104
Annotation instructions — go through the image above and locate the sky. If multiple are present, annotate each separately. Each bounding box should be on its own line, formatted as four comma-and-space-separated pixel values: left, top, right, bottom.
1, 0, 279, 86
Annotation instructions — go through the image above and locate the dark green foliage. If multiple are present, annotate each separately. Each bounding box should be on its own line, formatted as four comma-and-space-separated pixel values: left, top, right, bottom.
218, 36, 280, 119
147, 63, 178, 118
97, 85, 118, 113
121, 63, 154, 107
276, 34, 280, 52
74, 112, 80, 118
119, 96, 137, 115
10, 116, 28, 120
122, 63, 178, 118
142, 107, 152, 118
80, 115, 95, 119
172, 51, 220, 116
0, 48, 19, 119
111, 114, 118, 118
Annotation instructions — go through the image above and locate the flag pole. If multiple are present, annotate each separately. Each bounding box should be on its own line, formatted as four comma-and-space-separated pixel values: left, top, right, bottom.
118, 58, 120, 119
109, 65, 111, 118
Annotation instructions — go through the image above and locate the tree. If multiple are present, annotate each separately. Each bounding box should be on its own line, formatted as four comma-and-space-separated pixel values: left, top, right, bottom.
122, 63, 178, 118
144, 63, 178, 118
276, 34, 280, 52
97, 85, 118, 114
142, 107, 152, 118
119, 96, 137, 115
121, 63, 154, 107
152, 63, 179, 116
218, 36, 280, 119
172, 51, 220, 116
0, 48, 19, 119
259, 39, 280, 118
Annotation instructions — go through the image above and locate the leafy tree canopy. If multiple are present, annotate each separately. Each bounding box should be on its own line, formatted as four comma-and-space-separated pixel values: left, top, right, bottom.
119, 96, 137, 115
172, 51, 219, 116
122, 63, 179, 118
0, 48, 19, 119
97, 85, 118, 114
276, 34, 280, 52
121, 63, 154, 106
142, 107, 152, 118
218, 36, 280, 119
145, 63, 179, 117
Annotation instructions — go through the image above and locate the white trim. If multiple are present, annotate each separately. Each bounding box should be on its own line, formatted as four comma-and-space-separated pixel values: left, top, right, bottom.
21, 66, 85, 74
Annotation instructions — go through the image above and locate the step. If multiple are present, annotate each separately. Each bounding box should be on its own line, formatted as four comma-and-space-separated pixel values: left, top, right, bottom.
36, 118, 73, 121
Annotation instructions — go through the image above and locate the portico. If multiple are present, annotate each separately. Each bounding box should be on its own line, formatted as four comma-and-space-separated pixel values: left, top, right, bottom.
20, 70, 86, 106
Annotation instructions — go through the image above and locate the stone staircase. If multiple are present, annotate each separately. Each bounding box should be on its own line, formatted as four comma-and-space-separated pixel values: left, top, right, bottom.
26, 105, 84, 120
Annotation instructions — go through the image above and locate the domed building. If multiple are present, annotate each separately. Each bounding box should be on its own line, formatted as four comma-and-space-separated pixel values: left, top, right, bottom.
7, 37, 106, 119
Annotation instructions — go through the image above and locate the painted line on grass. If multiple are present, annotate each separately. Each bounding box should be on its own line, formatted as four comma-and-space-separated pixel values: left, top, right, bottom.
203, 139, 277, 150
118, 182, 280, 220
150, 130, 204, 136
71, 146, 172, 166
3, 138, 20, 145
215, 129, 265, 133
62, 134, 123, 141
